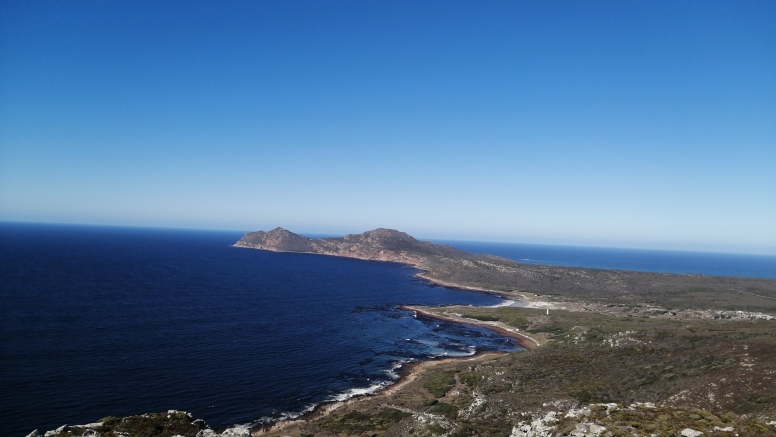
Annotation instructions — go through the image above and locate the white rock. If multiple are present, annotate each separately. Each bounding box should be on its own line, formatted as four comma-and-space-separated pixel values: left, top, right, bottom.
565, 407, 591, 418
44, 425, 67, 437
713, 426, 734, 432
74, 423, 103, 429
25, 431, 41, 437
601, 403, 619, 413
681, 429, 703, 437
510, 412, 558, 437
459, 393, 486, 419
570, 422, 608, 437
196, 430, 220, 437
511, 422, 552, 437
220, 428, 251, 437
81, 430, 100, 437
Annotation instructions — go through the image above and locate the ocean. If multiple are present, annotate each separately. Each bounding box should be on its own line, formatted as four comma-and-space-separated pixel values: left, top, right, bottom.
2, 224, 775, 436
438, 240, 776, 279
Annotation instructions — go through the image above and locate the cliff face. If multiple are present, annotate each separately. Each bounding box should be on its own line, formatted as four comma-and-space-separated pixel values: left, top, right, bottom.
234, 227, 481, 269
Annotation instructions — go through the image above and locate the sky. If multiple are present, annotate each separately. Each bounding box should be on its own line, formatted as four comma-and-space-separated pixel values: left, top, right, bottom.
1, 1, 774, 254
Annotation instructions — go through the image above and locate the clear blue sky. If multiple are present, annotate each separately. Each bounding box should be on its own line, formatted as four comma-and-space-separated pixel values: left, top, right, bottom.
1, 1, 774, 254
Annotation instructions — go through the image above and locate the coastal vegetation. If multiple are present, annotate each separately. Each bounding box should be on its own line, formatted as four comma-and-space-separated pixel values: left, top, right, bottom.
423, 371, 457, 398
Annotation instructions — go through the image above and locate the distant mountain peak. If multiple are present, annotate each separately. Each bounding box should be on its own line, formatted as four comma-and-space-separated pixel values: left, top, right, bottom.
268, 227, 298, 236
364, 228, 416, 240
234, 227, 476, 269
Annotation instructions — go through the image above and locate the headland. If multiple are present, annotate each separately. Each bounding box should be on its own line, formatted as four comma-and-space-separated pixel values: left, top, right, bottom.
235, 227, 776, 317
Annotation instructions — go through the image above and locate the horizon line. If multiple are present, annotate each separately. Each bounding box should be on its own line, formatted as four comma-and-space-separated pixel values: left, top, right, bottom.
3, 219, 775, 257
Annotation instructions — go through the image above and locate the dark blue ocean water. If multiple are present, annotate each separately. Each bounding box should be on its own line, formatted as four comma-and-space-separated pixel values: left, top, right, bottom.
0, 224, 517, 436
437, 240, 776, 279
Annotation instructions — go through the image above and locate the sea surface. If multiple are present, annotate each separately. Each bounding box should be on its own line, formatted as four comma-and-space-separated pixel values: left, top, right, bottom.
437, 240, 776, 279
3, 225, 775, 436
0, 224, 518, 436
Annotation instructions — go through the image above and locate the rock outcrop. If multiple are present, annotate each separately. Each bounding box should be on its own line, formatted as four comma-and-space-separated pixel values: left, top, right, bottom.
28, 411, 249, 437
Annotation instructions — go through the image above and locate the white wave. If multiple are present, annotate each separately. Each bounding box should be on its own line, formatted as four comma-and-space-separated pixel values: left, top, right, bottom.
384, 360, 410, 379
325, 380, 392, 402
489, 299, 516, 308
280, 402, 319, 419
248, 400, 323, 426
225, 423, 252, 430
248, 360, 416, 427
419, 339, 439, 346
441, 345, 477, 358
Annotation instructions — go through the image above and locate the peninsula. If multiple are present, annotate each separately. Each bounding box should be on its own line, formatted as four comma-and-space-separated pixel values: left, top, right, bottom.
235, 227, 776, 316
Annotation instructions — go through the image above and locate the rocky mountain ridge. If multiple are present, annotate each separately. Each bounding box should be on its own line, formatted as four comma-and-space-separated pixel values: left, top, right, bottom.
234, 227, 498, 269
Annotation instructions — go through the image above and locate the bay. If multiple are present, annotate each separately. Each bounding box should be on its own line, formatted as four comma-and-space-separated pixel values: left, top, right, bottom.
4, 223, 773, 436
0, 223, 516, 436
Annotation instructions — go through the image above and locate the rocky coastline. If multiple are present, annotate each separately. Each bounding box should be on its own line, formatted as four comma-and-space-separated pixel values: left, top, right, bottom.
23, 227, 776, 436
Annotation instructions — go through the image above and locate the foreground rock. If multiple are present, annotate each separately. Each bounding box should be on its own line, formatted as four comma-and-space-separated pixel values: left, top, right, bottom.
27, 411, 251, 437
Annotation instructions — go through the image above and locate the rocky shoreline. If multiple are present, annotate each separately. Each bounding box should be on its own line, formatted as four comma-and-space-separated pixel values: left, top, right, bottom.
25, 351, 514, 437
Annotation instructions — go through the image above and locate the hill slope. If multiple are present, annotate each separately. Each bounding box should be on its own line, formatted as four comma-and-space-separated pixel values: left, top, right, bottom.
234, 227, 501, 269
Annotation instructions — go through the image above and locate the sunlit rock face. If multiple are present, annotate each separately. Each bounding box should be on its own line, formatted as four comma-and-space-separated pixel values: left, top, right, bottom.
234, 227, 481, 269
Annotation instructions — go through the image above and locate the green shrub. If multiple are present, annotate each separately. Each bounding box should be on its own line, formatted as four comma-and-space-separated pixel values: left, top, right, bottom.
431, 402, 459, 419
463, 314, 499, 322
424, 371, 457, 398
